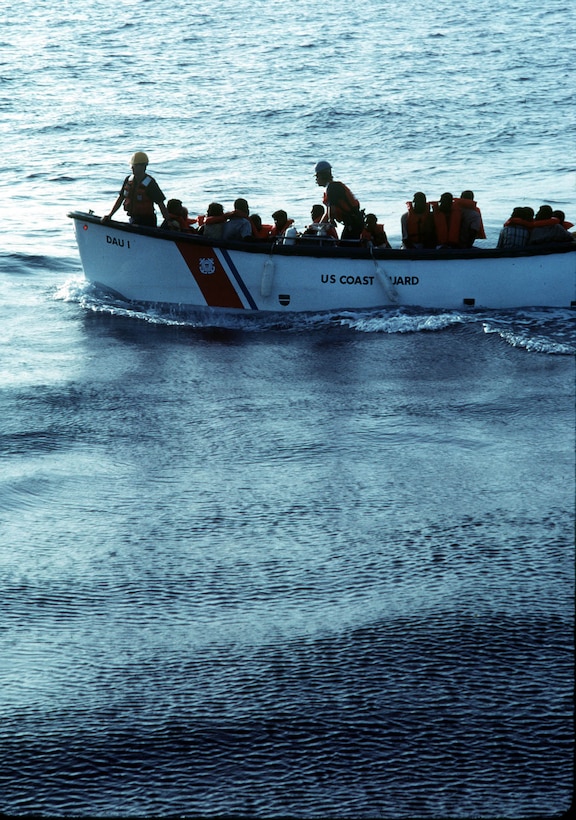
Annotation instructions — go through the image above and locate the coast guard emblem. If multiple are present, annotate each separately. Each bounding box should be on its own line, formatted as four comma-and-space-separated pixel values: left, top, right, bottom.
199, 258, 216, 275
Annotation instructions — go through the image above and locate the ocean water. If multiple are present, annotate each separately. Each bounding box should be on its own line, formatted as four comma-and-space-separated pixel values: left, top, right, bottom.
0, 0, 574, 818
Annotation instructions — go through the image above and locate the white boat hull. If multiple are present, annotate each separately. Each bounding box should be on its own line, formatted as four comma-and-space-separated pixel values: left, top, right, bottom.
69, 212, 576, 313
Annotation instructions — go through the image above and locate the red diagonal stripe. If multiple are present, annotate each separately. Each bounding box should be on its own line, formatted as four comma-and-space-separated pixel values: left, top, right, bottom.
176, 241, 245, 309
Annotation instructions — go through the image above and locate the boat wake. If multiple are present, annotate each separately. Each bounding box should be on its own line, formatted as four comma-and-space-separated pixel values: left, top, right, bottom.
55, 276, 575, 355
480, 309, 576, 354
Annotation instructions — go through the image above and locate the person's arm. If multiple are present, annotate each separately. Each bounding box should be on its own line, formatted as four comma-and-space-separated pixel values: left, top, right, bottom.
158, 200, 170, 221
401, 212, 410, 245
101, 192, 123, 223
322, 181, 336, 222
101, 176, 129, 222
147, 178, 170, 221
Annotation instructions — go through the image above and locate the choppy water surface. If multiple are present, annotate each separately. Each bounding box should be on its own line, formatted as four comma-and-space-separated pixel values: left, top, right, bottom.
0, 0, 574, 817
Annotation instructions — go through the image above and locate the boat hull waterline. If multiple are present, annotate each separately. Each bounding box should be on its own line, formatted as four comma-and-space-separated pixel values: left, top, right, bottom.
69, 212, 576, 313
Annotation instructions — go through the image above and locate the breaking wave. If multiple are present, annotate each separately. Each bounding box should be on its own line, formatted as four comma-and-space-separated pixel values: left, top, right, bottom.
55, 276, 576, 355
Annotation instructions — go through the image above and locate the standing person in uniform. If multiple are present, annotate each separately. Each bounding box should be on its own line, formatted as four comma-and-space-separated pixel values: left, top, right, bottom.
314, 160, 364, 241
102, 151, 169, 227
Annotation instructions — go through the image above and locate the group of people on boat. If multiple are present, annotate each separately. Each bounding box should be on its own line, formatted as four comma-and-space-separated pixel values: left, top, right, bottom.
400, 190, 486, 249
496, 205, 574, 248
100, 153, 388, 247
101, 152, 575, 250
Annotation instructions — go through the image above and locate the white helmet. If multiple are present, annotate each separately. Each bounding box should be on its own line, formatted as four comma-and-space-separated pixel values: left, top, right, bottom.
130, 151, 149, 166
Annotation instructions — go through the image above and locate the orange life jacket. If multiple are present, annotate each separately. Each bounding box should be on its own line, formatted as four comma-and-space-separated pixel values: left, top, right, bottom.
201, 214, 227, 227
431, 201, 462, 247
122, 175, 155, 217
302, 221, 339, 240
323, 181, 360, 224
251, 223, 274, 239
361, 223, 390, 248
504, 216, 560, 230
270, 218, 295, 237
404, 202, 436, 247
194, 213, 227, 238
455, 198, 486, 240
165, 206, 193, 232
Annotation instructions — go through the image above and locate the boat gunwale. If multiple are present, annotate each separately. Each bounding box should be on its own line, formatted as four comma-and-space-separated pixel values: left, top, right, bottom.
68, 210, 576, 263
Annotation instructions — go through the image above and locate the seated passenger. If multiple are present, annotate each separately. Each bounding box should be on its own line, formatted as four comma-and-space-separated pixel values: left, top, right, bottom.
401, 192, 436, 249
301, 204, 339, 241
361, 213, 391, 248
161, 199, 192, 232
528, 206, 574, 245
250, 214, 273, 240
198, 202, 226, 240
552, 210, 574, 230
456, 190, 486, 247
497, 207, 531, 248
523, 206, 535, 221
432, 192, 462, 249
222, 198, 254, 241
270, 209, 295, 239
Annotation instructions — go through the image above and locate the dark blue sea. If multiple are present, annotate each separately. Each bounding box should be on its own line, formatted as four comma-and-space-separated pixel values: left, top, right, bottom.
1, 1, 574, 817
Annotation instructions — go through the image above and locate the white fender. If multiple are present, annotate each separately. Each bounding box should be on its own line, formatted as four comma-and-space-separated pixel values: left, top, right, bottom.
260, 256, 275, 297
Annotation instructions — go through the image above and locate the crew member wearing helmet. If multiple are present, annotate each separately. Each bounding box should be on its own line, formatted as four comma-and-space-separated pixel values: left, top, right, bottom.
102, 152, 170, 227
314, 161, 364, 241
